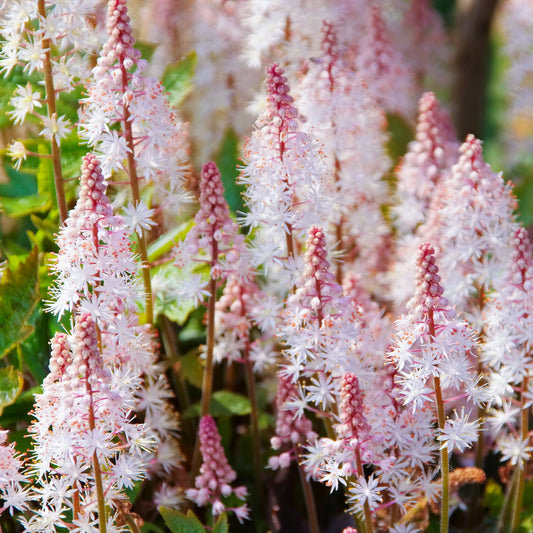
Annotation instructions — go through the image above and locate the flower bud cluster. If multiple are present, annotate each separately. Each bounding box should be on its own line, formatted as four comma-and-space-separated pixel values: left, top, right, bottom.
187, 416, 248, 520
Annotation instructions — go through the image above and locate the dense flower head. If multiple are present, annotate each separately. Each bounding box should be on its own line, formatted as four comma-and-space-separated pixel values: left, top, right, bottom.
437, 134, 518, 312
100, 0, 140, 68
188, 161, 238, 255
339, 372, 371, 441
25, 313, 156, 531
239, 63, 334, 272
78, 0, 190, 216
483, 227, 533, 407
264, 63, 301, 161
355, 6, 416, 119
296, 20, 391, 284
389, 242, 482, 411
393, 92, 458, 234
269, 372, 316, 470
408, 242, 448, 320
187, 416, 248, 519
49, 153, 138, 318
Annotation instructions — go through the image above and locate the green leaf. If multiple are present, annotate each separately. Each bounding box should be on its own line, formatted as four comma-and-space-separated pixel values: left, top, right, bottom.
216, 129, 245, 213
386, 113, 414, 161
159, 508, 205, 533
179, 351, 204, 389
483, 478, 504, 517
212, 513, 228, 533
0, 165, 37, 197
184, 390, 252, 418
161, 51, 197, 107
0, 386, 40, 428
147, 221, 194, 262
0, 246, 40, 358
0, 366, 24, 416
1, 194, 50, 217
136, 41, 158, 63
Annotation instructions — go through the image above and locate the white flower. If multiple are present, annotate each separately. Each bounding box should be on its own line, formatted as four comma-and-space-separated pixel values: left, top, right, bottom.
6, 141, 27, 170
123, 201, 157, 236
39, 113, 71, 145
437, 409, 480, 453
499, 435, 533, 469
347, 473, 384, 515
8, 83, 42, 125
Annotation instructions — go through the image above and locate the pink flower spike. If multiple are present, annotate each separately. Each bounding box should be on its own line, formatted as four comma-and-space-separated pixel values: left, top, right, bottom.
339, 373, 370, 442
187, 415, 248, 519
265, 64, 301, 162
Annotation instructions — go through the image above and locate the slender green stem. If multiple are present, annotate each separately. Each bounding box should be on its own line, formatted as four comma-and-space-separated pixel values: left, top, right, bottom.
38, 0, 68, 224
191, 273, 218, 478
355, 449, 373, 533
124, 512, 142, 533
296, 447, 320, 533
511, 375, 529, 532
499, 470, 519, 533
87, 382, 107, 533
244, 343, 263, 489
434, 375, 450, 533
120, 62, 153, 324
427, 308, 449, 533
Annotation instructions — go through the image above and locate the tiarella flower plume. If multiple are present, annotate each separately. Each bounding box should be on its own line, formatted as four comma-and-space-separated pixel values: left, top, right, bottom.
79, 0, 190, 214
187, 416, 249, 521
49, 152, 182, 484
269, 372, 316, 471
339, 373, 371, 442
483, 227, 533, 472
25, 315, 156, 531
48, 153, 138, 318
174, 161, 245, 306
393, 91, 458, 235
240, 63, 333, 273
355, 6, 416, 119
297, 21, 391, 284
388, 242, 482, 435
437, 134, 518, 318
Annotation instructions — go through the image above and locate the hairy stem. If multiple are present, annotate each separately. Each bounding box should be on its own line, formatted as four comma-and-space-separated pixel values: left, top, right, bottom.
120, 62, 153, 324
511, 375, 529, 532
297, 447, 319, 533
87, 383, 107, 533
355, 449, 373, 533
38, 0, 68, 224
428, 309, 449, 533
434, 375, 450, 533
191, 270, 218, 478
244, 341, 263, 492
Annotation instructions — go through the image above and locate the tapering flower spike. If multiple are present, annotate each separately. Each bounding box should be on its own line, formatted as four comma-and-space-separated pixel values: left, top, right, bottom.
187, 416, 248, 520
389, 243, 483, 533
25, 314, 156, 533
187, 161, 240, 266
437, 134, 518, 314
297, 21, 391, 285
484, 227, 533, 478
49, 153, 137, 319
79, 0, 189, 207
269, 372, 316, 470
393, 92, 458, 234
355, 6, 416, 119
240, 64, 333, 272
339, 373, 370, 442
